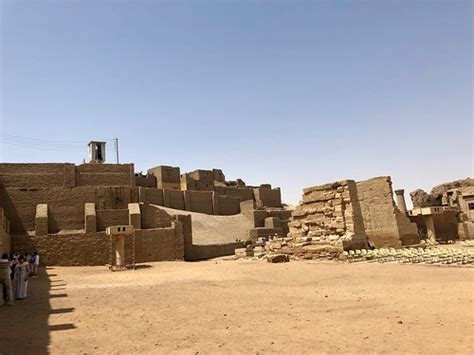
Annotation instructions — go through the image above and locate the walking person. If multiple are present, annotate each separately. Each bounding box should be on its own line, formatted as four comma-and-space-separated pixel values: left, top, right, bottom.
33, 251, 40, 277
0, 254, 14, 306
13, 256, 29, 300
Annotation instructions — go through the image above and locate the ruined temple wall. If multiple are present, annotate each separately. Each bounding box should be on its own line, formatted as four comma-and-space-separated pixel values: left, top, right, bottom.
356, 177, 418, 247
290, 180, 368, 250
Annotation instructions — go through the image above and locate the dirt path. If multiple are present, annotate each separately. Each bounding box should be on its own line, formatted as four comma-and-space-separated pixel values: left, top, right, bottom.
1, 260, 473, 354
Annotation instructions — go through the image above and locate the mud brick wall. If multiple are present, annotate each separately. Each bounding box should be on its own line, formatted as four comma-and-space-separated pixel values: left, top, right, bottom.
11, 226, 184, 266
253, 187, 282, 208
290, 180, 368, 250
217, 195, 241, 215
135, 225, 184, 262
11, 232, 110, 266
0, 163, 72, 188
214, 186, 254, 202
138, 187, 164, 206
140, 204, 172, 229
184, 190, 214, 214
75, 164, 135, 187
148, 166, 181, 189
96, 209, 129, 231
356, 177, 419, 247
0, 163, 138, 233
0, 186, 137, 233
0, 163, 135, 188
187, 242, 245, 261
135, 174, 157, 188
163, 189, 185, 210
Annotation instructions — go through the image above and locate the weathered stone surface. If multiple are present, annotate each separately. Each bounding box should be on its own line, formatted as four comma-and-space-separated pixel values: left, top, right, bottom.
289, 180, 368, 251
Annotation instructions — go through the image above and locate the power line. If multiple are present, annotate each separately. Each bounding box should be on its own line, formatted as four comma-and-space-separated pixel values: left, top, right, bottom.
1, 133, 86, 145
0, 139, 85, 151
0, 133, 116, 151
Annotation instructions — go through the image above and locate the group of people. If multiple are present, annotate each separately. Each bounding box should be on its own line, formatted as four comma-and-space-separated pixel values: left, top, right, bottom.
0, 251, 40, 307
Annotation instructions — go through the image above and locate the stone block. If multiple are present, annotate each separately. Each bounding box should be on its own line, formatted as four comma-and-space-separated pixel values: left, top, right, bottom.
35, 204, 48, 236
128, 203, 142, 229
264, 217, 281, 228
84, 203, 97, 233
266, 254, 289, 263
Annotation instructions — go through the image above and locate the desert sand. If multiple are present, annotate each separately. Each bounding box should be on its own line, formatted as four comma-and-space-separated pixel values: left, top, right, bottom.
1, 260, 473, 354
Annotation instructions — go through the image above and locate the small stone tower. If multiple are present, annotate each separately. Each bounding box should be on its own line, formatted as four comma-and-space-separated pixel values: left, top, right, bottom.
88, 141, 106, 163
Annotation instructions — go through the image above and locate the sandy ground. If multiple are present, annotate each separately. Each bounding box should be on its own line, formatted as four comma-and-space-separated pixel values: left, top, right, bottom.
157, 205, 253, 244
1, 260, 473, 354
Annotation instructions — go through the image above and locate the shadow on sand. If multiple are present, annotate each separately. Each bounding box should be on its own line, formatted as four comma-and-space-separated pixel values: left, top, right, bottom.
0, 267, 76, 354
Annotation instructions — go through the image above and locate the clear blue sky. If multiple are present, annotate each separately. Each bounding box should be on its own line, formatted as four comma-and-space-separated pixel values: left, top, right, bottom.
1, 0, 472, 205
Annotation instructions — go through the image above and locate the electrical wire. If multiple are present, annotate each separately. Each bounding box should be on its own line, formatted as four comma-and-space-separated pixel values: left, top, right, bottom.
0, 133, 116, 151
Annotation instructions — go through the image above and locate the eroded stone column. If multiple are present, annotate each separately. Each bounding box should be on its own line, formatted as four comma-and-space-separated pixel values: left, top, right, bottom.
394, 189, 408, 213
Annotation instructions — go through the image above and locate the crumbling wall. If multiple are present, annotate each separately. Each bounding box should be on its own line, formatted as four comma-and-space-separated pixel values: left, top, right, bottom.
135, 174, 157, 188
410, 178, 474, 208
409, 211, 459, 241
290, 180, 368, 250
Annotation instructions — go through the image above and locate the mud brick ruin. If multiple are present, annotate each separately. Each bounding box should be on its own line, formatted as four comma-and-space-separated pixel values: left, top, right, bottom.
0, 141, 472, 265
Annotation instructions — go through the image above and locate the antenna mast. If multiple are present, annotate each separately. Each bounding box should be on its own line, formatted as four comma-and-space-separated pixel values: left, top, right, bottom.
114, 138, 119, 164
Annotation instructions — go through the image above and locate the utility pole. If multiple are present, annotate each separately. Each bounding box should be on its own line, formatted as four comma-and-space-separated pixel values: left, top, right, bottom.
114, 138, 119, 164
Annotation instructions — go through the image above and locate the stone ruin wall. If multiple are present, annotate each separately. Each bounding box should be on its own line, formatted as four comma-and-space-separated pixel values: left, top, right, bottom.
289, 180, 368, 251
356, 177, 419, 247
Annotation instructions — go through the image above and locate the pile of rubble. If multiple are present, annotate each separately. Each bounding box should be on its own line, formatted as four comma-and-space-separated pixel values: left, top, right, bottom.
342, 247, 474, 265
234, 234, 343, 263
233, 235, 474, 266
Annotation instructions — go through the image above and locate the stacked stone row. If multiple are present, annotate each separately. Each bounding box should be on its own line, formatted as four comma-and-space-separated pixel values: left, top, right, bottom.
342, 247, 474, 265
